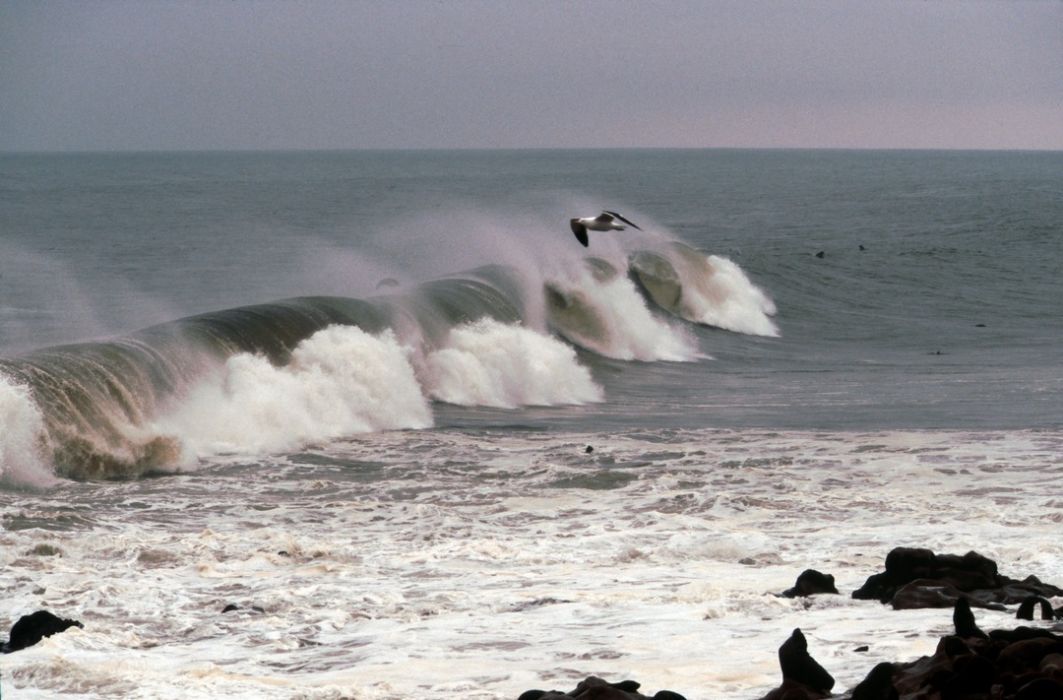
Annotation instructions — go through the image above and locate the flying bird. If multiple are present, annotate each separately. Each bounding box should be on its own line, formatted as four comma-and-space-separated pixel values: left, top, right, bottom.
569, 211, 642, 247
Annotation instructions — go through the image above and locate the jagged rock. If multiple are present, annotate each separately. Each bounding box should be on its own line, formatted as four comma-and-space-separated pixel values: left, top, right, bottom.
880, 606, 1063, 700
852, 547, 1063, 609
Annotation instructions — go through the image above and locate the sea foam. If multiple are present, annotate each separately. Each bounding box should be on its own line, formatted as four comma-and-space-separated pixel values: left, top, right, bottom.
425, 318, 602, 408
154, 326, 433, 459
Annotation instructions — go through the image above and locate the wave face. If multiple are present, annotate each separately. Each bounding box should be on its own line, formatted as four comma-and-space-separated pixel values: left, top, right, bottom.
0, 246, 773, 483
630, 242, 778, 336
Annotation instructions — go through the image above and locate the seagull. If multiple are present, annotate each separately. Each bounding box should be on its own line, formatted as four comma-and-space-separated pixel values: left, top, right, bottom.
569, 211, 642, 247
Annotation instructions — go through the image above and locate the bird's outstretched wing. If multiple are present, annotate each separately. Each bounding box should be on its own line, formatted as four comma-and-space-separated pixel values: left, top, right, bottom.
603, 210, 641, 230
570, 219, 589, 247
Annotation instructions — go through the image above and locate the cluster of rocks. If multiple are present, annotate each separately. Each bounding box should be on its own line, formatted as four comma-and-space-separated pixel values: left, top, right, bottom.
849, 547, 1063, 612
518, 549, 1062, 700
781, 548, 1063, 615
756, 600, 1063, 700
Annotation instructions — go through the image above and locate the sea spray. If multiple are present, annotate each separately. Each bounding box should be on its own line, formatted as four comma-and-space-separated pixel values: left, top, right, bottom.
546, 267, 700, 362
630, 243, 779, 337
425, 319, 603, 408
0, 375, 56, 487
682, 254, 778, 337
154, 326, 432, 459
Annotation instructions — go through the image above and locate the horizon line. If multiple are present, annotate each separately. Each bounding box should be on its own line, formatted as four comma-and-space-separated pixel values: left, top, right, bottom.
2, 145, 1061, 156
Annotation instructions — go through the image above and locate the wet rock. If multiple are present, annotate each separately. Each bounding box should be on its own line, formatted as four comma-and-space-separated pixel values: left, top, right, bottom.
881, 615, 1063, 700
1015, 678, 1063, 700
781, 569, 839, 598
515, 676, 686, 699
852, 547, 1063, 609
848, 662, 897, 700
3, 610, 83, 653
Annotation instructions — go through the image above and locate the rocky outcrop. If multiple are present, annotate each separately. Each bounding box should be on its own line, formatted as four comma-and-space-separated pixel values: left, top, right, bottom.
3, 610, 83, 653
852, 547, 1063, 610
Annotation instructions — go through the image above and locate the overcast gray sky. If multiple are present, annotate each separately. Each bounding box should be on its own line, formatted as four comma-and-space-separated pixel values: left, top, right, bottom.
2, 0, 1061, 151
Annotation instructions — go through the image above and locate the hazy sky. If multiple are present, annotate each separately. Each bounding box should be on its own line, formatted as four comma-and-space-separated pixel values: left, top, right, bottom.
2, 0, 1061, 151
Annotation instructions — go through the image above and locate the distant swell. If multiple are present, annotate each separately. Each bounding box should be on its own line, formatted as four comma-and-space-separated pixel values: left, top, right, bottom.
0, 244, 775, 483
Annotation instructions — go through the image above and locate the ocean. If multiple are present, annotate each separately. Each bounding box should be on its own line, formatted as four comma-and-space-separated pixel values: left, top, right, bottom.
1, 149, 1060, 698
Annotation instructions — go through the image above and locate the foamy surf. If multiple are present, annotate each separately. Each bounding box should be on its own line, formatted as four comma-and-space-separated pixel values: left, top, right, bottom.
153, 326, 433, 460
2, 429, 1060, 699
153, 319, 605, 461
630, 243, 779, 337
425, 319, 603, 408
545, 266, 701, 362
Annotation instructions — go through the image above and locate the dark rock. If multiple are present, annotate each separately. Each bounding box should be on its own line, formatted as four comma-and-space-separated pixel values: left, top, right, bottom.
890, 579, 965, 609
989, 626, 1063, 645
781, 569, 839, 598
585, 445, 594, 454
849, 662, 897, 700
885, 618, 1063, 700
852, 547, 1063, 609
222, 604, 240, 613
995, 637, 1063, 674
515, 676, 686, 700
939, 653, 996, 696
3, 610, 83, 653
1015, 678, 1063, 700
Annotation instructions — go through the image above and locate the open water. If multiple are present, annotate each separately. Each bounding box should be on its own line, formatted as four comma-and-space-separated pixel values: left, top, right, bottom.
1, 149, 1061, 698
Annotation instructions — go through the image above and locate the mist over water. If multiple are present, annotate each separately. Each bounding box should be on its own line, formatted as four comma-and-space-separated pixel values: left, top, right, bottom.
1, 150, 1061, 698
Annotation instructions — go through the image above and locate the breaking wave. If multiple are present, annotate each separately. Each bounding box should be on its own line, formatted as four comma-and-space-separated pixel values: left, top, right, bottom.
0, 241, 775, 483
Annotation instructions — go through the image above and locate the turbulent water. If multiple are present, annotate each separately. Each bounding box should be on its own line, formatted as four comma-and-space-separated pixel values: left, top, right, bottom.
1, 149, 1061, 698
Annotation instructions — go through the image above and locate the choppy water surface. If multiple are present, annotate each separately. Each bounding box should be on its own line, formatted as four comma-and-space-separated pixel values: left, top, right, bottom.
4, 430, 1063, 698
